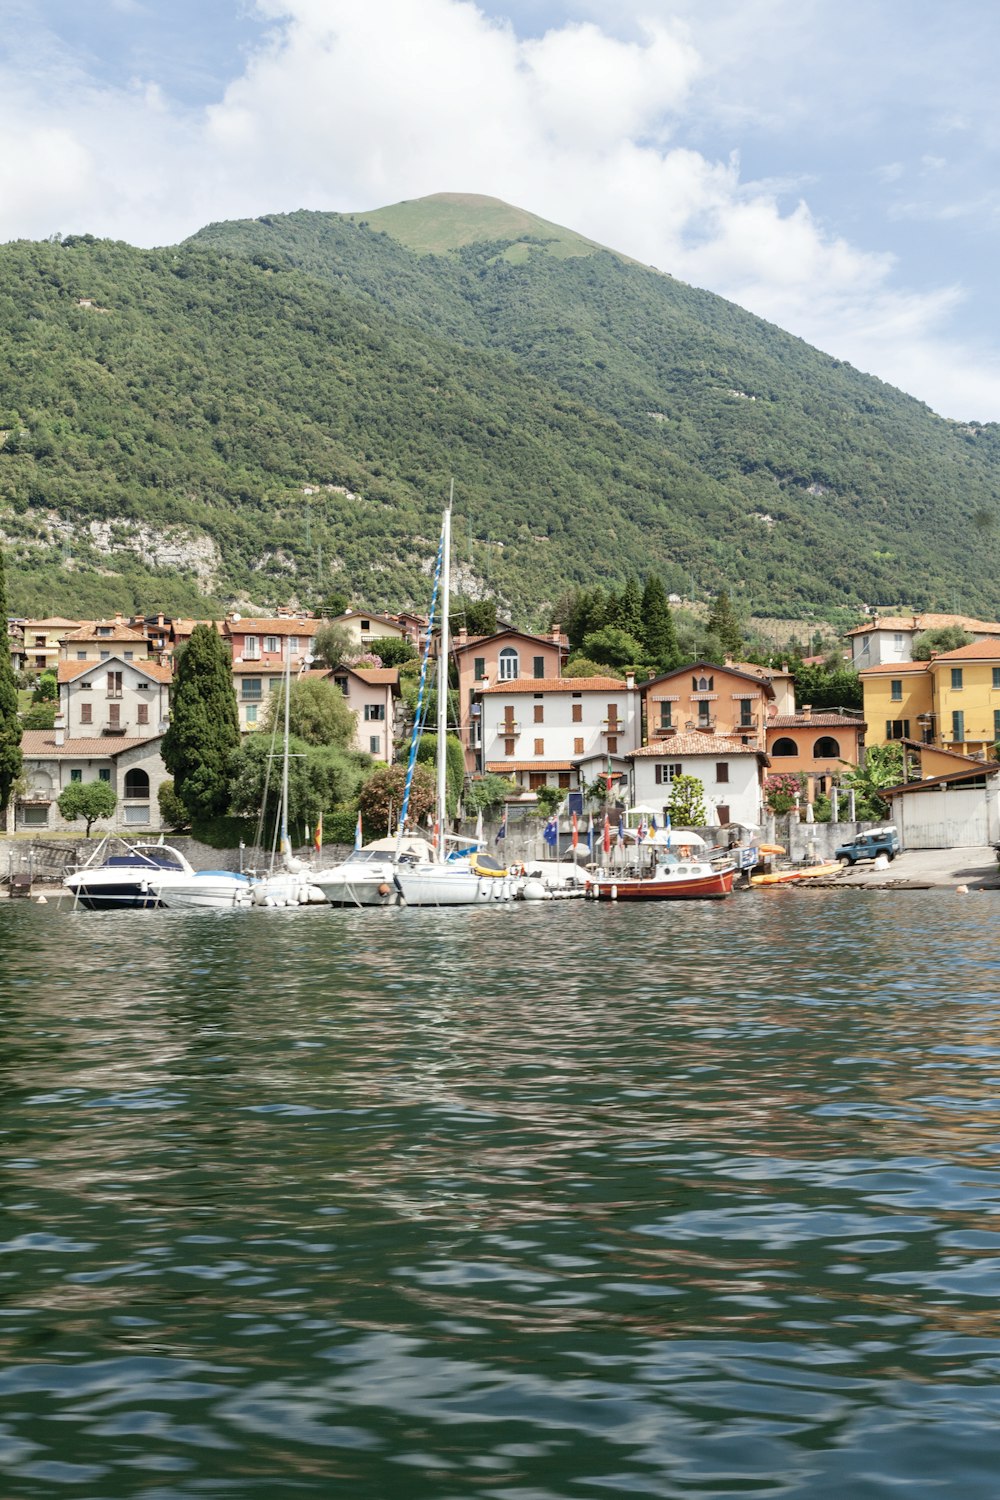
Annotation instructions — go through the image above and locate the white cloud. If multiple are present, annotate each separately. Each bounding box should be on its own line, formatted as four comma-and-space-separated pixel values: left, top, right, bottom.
0, 0, 997, 419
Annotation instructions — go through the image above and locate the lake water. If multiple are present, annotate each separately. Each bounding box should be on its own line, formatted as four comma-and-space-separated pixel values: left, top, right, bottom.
2, 890, 1000, 1498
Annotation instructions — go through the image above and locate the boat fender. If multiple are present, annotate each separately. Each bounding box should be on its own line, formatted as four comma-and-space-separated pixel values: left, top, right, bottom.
378, 882, 392, 897
611, 884, 618, 901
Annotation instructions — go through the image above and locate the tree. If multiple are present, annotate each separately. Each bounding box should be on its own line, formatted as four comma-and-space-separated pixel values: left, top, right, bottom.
0, 546, 22, 811
610, 576, 643, 638
912, 626, 973, 660
705, 589, 744, 657
311, 622, 354, 669
265, 677, 356, 747
452, 595, 497, 636
416, 732, 465, 815
157, 779, 190, 830
666, 774, 707, 826
368, 636, 416, 667
358, 762, 435, 837
317, 591, 349, 618
640, 574, 681, 673
161, 623, 241, 821
464, 773, 516, 812
581, 626, 646, 670
32, 672, 57, 703
764, 772, 803, 814
229, 733, 363, 836
840, 742, 905, 820
58, 780, 117, 835
563, 655, 624, 680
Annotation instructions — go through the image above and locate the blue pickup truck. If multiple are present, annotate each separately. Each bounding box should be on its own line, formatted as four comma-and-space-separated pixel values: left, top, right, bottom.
834, 826, 900, 865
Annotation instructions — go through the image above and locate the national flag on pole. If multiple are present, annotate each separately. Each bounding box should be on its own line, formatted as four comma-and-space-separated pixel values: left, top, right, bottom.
617, 816, 624, 847
354, 811, 363, 851
543, 815, 558, 847
648, 814, 658, 842
495, 810, 507, 842
602, 812, 611, 856
571, 811, 579, 849
636, 817, 647, 842
314, 813, 323, 855
586, 812, 593, 850
664, 810, 671, 831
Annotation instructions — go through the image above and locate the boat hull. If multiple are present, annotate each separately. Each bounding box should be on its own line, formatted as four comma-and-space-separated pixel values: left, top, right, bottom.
393, 869, 517, 906
65, 879, 164, 910
750, 863, 842, 887
586, 868, 734, 901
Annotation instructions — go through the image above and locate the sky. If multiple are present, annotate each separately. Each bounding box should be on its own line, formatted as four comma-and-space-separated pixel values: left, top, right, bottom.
4, 0, 1000, 421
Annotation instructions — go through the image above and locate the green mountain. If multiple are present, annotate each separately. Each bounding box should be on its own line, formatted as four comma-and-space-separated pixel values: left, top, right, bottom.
0, 193, 997, 624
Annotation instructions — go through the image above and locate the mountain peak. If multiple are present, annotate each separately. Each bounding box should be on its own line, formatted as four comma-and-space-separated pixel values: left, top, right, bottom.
346, 192, 608, 260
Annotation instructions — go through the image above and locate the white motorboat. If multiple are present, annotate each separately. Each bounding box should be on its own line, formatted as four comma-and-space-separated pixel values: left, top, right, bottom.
312, 834, 437, 906
149, 868, 256, 910
64, 839, 197, 910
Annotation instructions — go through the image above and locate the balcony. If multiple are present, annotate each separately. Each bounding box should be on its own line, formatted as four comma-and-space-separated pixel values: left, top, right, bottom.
103, 721, 128, 735
499, 721, 520, 735
686, 716, 716, 732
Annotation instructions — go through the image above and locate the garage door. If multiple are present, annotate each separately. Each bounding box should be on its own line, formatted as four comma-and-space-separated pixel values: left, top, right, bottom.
898, 789, 992, 848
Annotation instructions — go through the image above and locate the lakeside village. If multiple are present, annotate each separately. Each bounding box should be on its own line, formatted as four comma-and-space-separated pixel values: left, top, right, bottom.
6, 593, 1000, 894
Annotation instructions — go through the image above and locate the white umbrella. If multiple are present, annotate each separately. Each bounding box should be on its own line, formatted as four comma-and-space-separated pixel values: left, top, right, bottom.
661, 829, 706, 847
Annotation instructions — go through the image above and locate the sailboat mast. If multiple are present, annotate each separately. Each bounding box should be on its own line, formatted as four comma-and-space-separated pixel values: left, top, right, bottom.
280, 636, 291, 858
437, 484, 453, 857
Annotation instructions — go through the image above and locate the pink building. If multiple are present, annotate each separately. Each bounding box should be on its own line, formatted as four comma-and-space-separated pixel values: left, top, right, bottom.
452, 625, 568, 772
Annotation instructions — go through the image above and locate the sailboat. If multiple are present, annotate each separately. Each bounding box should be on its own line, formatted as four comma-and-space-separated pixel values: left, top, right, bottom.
249, 643, 327, 906
391, 494, 519, 907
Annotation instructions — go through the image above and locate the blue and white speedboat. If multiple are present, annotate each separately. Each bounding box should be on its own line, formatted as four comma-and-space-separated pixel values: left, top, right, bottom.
64, 839, 198, 910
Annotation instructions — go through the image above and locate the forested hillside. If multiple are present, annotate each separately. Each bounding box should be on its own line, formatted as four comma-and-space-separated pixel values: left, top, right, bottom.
0, 194, 998, 623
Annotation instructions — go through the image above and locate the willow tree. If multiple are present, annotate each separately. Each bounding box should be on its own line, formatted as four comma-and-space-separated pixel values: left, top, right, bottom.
162, 623, 240, 821
0, 546, 22, 812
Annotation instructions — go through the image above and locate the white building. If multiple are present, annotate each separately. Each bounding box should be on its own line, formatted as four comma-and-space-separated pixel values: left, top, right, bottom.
324, 665, 401, 762
57, 655, 172, 740
478, 674, 640, 795
628, 733, 769, 829
846, 614, 1000, 670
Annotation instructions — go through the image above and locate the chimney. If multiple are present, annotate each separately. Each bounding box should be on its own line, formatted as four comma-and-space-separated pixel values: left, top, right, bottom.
550, 621, 561, 642
802, 704, 812, 721
456, 626, 467, 645
625, 671, 636, 690
54, 712, 65, 747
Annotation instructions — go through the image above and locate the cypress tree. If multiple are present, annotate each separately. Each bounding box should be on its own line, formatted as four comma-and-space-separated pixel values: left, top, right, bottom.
0, 546, 22, 812
705, 589, 744, 657
162, 624, 240, 821
640, 574, 681, 674
613, 575, 643, 638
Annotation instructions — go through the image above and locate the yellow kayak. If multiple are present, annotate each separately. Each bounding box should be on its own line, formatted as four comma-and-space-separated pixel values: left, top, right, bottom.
751, 862, 842, 886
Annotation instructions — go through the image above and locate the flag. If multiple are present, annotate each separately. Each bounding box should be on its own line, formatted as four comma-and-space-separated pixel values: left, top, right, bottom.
314, 813, 323, 855
354, 811, 363, 851
636, 817, 647, 842
648, 814, 658, 842
543, 815, 558, 848
586, 812, 593, 850
664, 810, 671, 831
602, 812, 611, 856
495, 810, 507, 842
571, 811, 579, 849
617, 816, 624, 847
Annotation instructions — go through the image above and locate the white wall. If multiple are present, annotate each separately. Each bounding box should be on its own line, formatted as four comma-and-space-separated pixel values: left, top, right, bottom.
631, 753, 762, 827
480, 684, 640, 770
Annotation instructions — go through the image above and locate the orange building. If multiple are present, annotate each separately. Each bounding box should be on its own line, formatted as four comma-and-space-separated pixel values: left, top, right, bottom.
765, 707, 866, 799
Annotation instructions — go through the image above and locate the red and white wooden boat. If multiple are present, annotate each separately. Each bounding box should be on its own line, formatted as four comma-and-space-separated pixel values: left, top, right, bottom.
585, 858, 735, 901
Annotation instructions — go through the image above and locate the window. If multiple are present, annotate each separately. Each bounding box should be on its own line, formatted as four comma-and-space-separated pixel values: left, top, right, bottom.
885, 720, 910, 740
894, 633, 904, 648
861, 637, 870, 654
658, 702, 673, 731
33, 635, 45, 647
693, 674, 713, 692
739, 700, 754, 727
264, 635, 279, 654
994, 668, 1000, 690
290, 637, 300, 655
369, 735, 381, 755
697, 701, 712, 726
243, 635, 260, 660
70, 768, 82, 783
504, 738, 515, 756
474, 656, 486, 681
814, 736, 840, 758
76, 650, 86, 661
80, 703, 92, 725
533, 656, 545, 679
108, 704, 120, 728
890, 679, 903, 702
951, 668, 964, 690
716, 763, 729, 783
772, 737, 798, 756
137, 703, 149, 726
994, 709, 1000, 740
534, 738, 544, 755
123, 805, 150, 825
246, 704, 258, 724
360, 620, 370, 632
98, 768, 111, 783
99, 651, 109, 660
106, 671, 122, 697
654, 763, 682, 784
529, 772, 547, 791
572, 703, 582, 723
124, 652, 133, 662
242, 679, 262, 701
533, 704, 544, 724
498, 647, 519, 680
573, 736, 584, 754
21, 805, 48, 827
952, 710, 965, 742
607, 737, 618, 754
124, 768, 150, 798
97, 626, 112, 637
364, 703, 385, 721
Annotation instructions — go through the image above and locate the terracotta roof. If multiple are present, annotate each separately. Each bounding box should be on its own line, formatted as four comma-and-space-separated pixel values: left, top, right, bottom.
630, 733, 766, 758
481, 675, 625, 694
858, 662, 930, 676
486, 760, 576, 772
231, 661, 288, 675
930, 639, 1000, 662
21, 731, 162, 757
847, 613, 1000, 637
172, 619, 223, 637
57, 658, 172, 684
332, 610, 401, 629
62, 621, 148, 644
897, 737, 986, 765
352, 667, 399, 686
729, 660, 794, 679
453, 628, 568, 654
23, 617, 81, 629
769, 713, 866, 728
226, 618, 318, 636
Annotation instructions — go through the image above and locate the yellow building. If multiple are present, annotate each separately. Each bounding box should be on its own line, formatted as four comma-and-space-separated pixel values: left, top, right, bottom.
861, 640, 1000, 756
858, 662, 934, 747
